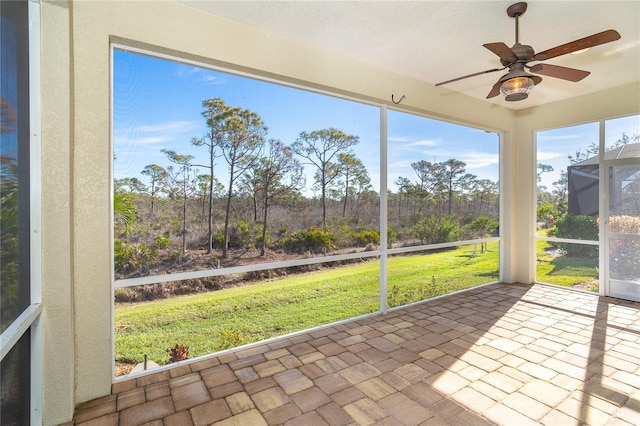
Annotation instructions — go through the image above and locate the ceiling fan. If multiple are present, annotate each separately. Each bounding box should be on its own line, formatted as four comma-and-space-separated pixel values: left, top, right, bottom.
435, 2, 621, 101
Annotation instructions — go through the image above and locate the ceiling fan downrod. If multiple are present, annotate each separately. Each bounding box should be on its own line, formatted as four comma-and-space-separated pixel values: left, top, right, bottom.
507, 2, 528, 45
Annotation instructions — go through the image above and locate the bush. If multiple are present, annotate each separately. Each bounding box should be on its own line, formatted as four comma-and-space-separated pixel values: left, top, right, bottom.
413, 215, 461, 244
555, 214, 598, 257
282, 227, 336, 254
154, 233, 171, 249
469, 216, 499, 237
609, 215, 640, 280
354, 228, 380, 246
387, 226, 398, 247
166, 344, 189, 363
114, 239, 157, 274
537, 202, 557, 228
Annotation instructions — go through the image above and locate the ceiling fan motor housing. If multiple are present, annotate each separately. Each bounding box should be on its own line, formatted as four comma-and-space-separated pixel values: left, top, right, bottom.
500, 43, 535, 66
434, 1, 621, 102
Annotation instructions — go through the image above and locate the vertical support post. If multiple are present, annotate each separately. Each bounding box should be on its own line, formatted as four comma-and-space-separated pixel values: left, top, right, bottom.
380, 105, 388, 313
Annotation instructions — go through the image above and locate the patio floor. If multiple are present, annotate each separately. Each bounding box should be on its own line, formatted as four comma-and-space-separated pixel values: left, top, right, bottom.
71, 283, 640, 425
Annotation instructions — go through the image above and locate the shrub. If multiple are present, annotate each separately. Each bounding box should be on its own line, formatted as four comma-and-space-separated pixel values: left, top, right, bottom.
282, 227, 335, 254
166, 344, 189, 363
537, 202, 557, 228
609, 215, 640, 280
387, 226, 398, 247
216, 326, 249, 350
254, 224, 271, 248
114, 239, 157, 274
413, 215, 461, 244
154, 233, 171, 249
555, 214, 598, 257
470, 216, 499, 237
354, 228, 380, 246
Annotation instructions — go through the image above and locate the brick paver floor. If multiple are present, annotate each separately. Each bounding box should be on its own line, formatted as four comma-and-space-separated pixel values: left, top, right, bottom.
71, 283, 640, 425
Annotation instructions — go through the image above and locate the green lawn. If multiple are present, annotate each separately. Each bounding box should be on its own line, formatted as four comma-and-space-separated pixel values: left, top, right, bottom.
115, 243, 499, 367
535, 230, 599, 289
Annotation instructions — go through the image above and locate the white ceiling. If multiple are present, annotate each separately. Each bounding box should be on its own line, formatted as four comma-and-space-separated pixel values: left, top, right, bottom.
177, 1, 640, 110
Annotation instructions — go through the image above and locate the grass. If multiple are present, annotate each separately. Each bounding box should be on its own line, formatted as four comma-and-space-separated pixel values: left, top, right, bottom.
115, 242, 500, 368
535, 229, 599, 289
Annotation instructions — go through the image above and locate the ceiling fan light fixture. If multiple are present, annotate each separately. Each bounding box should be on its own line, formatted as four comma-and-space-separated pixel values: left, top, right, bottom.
571, 47, 591, 55
501, 76, 534, 101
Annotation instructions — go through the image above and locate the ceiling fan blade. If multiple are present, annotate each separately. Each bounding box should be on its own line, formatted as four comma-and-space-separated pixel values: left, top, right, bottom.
534, 29, 621, 60
529, 63, 590, 82
435, 67, 504, 86
483, 42, 518, 63
486, 79, 503, 99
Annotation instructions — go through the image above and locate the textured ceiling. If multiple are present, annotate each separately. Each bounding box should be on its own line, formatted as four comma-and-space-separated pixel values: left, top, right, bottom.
176, 1, 640, 110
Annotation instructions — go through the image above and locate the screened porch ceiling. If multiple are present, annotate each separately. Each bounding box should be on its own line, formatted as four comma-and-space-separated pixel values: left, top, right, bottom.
176, 0, 640, 110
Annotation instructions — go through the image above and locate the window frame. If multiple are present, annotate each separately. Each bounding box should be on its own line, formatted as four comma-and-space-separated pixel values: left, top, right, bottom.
110, 43, 503, 381
0, 0, 42, 423
533, 114, 640, 295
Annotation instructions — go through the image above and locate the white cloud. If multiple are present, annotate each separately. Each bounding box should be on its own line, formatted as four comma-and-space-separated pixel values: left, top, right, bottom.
175, 65, 225, 85
115, 136, 169, 145
460, 151, 499, 169
135, 120, 199, 134
537, 151, 563, 161
404, 139, 439, 149
388, 136, 409, 143
537, 133, 582, 141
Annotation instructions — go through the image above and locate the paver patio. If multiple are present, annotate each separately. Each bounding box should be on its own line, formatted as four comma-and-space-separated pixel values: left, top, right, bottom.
70, 283, 640, 425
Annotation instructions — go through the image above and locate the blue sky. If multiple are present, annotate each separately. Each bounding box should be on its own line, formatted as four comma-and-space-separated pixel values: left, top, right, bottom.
536, 115, 640, 191
112, 49, 500, 195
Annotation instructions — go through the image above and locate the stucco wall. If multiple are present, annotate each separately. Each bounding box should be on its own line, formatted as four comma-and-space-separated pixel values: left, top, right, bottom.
39, 0, 635, 423
40, 1, 74, 424
512, 82, 640, 284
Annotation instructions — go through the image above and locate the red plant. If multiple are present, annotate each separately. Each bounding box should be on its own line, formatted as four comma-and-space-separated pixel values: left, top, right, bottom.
166, 344, 189, 363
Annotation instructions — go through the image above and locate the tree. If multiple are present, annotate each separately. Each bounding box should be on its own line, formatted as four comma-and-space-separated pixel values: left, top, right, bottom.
191, 99, 223, 254
255, 140, 305, 256
141, 164, 168, 217
292, 128, 359, 228
537, 163, 553, 182
162, 149, 195, 253
441, 159, 467, 215
113, 192, 138, 236
198, 98, 267, 258
335, 153, 370, 218
239, 164, 262, 223
411, 160, 446, 213
114, 176, 146, 193
394, 176, 411, 219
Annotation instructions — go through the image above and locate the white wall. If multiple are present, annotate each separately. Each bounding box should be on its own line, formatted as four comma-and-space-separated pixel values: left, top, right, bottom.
40, 2, 74, 424
39, 0, 637, 423
512, 82, 640, 284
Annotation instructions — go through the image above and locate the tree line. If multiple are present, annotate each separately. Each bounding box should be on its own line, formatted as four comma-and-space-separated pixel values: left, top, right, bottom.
114, 98, 500, 270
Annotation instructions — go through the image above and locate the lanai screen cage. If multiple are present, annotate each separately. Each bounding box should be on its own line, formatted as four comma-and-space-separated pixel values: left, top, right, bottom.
568, 143, 640, 216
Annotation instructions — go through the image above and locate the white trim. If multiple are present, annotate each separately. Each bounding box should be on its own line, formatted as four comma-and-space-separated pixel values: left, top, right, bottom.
110, 43, 117, 387
599, 119, 607, 296
536, 237, 599, 246
602, 114, 640, 301
379, 105, 388, 313
0, 304, 42, 361
115, 237, 500, 288
386, 237, 501, 256
29, 0, 42, 305
30, 314, 43, 424
115, 250, 381, 288
498, 131, 505, 283
28, 1, 43, 423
